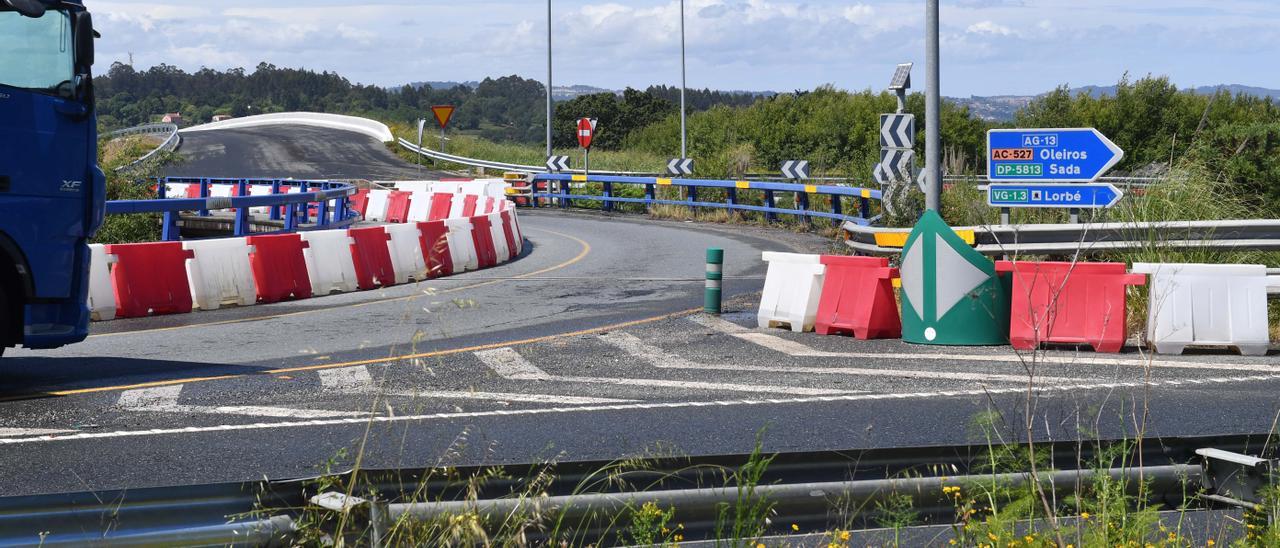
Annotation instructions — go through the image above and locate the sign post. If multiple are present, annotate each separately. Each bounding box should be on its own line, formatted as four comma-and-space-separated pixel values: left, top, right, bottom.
415, 118, 427, 170
431, 105, 456, 153
577, 117, 595, 174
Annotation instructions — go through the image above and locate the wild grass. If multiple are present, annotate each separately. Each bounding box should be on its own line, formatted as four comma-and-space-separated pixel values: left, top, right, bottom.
91, 135, 177, 244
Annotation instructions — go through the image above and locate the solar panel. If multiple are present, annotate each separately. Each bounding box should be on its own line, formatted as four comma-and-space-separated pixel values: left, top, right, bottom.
889, 63, 913, 90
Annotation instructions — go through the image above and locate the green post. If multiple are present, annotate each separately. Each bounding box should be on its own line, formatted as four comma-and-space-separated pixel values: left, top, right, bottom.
705, 248, 723, 314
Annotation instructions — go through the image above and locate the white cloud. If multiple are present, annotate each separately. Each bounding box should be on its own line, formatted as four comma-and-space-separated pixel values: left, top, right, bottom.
84, 0, 1280, 96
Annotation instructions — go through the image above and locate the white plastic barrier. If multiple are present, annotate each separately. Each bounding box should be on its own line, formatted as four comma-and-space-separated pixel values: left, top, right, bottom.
300, 231, 359, 295
432, 182, 463, 196
480, 179, 509, 198
1131, 263, 1280, 356
87, 244, 117, 321
487, 212, 511, 263
248, 184, 274, 215
364, 189, 391, 222
210, 184, 234, 198
447, 193, 470, 219
385, 223, 428, 284
757, 252, 826, 333
392, 181, 435, 193
406, 191, 435, 222
183, 238, 257, 310
164, 182, 191, 198
444, 218, 479, 272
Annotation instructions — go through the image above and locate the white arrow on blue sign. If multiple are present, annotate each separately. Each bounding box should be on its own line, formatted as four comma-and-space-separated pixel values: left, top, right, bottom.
985, 183, 1124, 209
987, 128, 1124, 183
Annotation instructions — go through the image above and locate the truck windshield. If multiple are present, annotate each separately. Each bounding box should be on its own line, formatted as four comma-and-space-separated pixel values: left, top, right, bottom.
0, 9, 74, 93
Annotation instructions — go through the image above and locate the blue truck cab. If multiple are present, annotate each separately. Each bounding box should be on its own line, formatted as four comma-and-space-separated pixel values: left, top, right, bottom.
0, 0, 102, 356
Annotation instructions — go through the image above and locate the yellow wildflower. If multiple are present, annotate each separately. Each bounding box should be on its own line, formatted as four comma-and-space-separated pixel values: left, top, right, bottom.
1081, 512, 1091, 519
791, 524, 800, 532
840, 531, 850, 541
988, 532, 999, 541
1207, 540, 1215, 547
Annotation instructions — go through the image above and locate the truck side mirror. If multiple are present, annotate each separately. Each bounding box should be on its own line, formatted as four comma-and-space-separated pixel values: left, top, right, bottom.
2, 0, 46, 18
74, 11, 94, 69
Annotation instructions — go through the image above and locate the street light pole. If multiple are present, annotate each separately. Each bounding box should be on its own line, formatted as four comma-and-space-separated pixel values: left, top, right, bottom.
924, 0, 942, 212
546, 0, 554, 158
679, 0, 687, 159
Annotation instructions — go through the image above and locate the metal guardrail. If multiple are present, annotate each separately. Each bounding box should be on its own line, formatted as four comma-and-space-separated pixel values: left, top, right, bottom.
0, 433, 1262, 546
842, 218, 1280, 255
104, 123, 182, 171
530, 173, 883, 226
105, 177, 359, 241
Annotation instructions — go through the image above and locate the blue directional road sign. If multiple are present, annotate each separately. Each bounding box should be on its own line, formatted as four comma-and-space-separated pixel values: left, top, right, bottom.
987, 128, 1124, 182
985, 183, 1124, 209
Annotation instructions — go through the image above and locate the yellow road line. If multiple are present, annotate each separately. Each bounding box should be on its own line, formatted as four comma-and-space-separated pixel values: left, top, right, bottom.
87, 228, 590, 338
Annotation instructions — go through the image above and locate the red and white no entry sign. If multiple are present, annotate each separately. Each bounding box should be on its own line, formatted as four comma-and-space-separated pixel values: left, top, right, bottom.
577, 118, 594, 149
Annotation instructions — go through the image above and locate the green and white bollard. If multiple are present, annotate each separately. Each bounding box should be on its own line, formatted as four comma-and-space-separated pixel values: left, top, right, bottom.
705, 248, 724, 314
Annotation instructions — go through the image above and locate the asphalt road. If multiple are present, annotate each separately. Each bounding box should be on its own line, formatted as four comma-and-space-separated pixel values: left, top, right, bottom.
0, 125, 1276, 498
166, 124, 448, 180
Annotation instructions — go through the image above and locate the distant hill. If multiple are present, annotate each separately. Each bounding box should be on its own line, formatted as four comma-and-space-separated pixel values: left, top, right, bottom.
952, 84, 1280, 122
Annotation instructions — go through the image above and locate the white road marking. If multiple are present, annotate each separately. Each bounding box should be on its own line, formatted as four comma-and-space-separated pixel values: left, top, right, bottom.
117, 386, 365, 419
601, 331, 1078, 385
7, 373, 1279, 445
0, 428, 77, 437
389, 390, 635, 405
322, 362, 634, 404
475, 348, 552, 380
689, 315, 1280, 373
477, 346, 850, 396
318, 366, 374, 391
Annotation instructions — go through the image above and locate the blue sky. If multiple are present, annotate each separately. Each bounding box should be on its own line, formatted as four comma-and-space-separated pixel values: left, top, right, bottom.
91, 0, 1280, 96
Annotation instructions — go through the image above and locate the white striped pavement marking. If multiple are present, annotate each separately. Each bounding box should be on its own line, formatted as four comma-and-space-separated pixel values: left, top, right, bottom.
388, 390, 635, 405
0, 428, 77, 437
318, 366, 374, 392
322, 362, 634, 404
689, 315, 1280, 373
7, 373, 1279, 445
599, 331, 1081, 385
117, 386, 365, 419
476, 346, 851, 396
475, 348, 552, 380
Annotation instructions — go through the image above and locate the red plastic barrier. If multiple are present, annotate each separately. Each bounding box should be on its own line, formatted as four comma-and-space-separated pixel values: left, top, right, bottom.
814, 256, 901, 339
385, 191, 412, 224
461, 194, 480, 218
428, 193, 453, 221
105, 242, 194, 318
483, 197, 497, 214
348, 227, 396, 290
186, 183, 203, 198
995, 261, 1146, 353
246, 234, 312, 303
499, 210, 519, 260
349, 189, 370, 217
417, 220, 453, 278
470, 215, 498, 268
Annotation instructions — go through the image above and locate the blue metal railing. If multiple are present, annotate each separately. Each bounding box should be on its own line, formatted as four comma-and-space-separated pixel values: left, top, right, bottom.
105, 177, 358, 241
529, 173, 883, 226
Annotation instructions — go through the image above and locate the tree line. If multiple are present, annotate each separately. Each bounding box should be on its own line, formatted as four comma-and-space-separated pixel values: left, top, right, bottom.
95, 64, 1279, 206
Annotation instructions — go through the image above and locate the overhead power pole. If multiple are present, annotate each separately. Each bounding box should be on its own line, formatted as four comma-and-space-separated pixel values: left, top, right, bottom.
546, 0, 554, 158
679, 0, 688, 159
924, 0, 942, 212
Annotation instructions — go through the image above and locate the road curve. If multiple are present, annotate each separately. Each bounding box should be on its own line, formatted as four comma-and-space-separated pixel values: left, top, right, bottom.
166, 124, 448, 180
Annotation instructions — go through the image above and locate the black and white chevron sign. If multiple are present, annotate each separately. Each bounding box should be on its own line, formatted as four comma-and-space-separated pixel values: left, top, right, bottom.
781, 160, 810, 180
667, 158, 694, 176
874, 149, 915, 183
879, 114, 915, 149
546, 155, 570, 172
